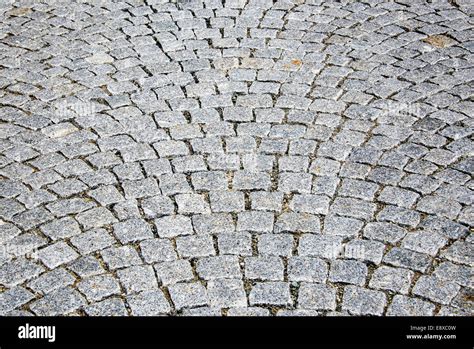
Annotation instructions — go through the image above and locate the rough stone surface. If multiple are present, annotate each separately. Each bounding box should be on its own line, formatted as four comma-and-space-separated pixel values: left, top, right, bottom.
342, 286, 387, 316
298, 283, 337, 311
249, 282, 291, 306
0, 0, 470, 317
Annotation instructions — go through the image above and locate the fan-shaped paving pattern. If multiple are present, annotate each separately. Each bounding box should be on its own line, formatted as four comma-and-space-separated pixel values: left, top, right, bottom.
0, 0, 473, 316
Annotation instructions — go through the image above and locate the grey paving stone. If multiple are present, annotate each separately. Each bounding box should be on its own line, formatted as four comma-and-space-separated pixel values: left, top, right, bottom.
237, 211, 274, 233
0, 223, 21, 246
127, 290, 171, 316
141, 196, 175, 219
217, 232, 253, 256
290, 194, 330, 215
329, 260, 368, 286
387, 295, 436, 316
416, 195, 462, 220
12, 207, 54, 230
258, 234, 293, 257
113, 218, 154, 244
28, 268, 75, 295
249, 282, 292, 306
227, 307, 270, 316
369, 266, 414, 295
279, 156, 310, 173
154, 215, 194, 238
277, 309, 321, 316
172, 155, 207, 173
142, 159, 172, 178
67, 256, 104, 278
368, 166, 404, 186
377, 186, 420, 209
288, 257, 328, 283
2, 0, 472, 317
70, 229, 115, 255
38, 217, 78, 241
245, 256, 284, 281
434, 262, 473, 288
78, 274, 121, 302
278, 172, 313, 193
331, 197, 376, 221
441, 241, 474, 267
123, 178, 160, 199
299, 234, 344, 259
191, 171, 228, 191
207, 279, 247, 308
196, 256, 242, 280
400, 174, 441, 195
193, 213, 235, 235
0, 286, 35, 315
176, 235, 216, 258
344, 239, 386, 265
140, 238, 177, 264
117, 265, 158, 293
298, 283, 337, 311
401, 231, 448, 256
342, 286, 387, 316
377, 205, 421, 228
113, 200, 141, 220
413, 276, 461, 305
100, 246, 142, 270
168, 282, 209, 311
84, 298, 129, 316
0, 199, 25, 221
76, 207, 118, 230
312, 175, 340, 197
274, 213, 321, 233
250, 191, 284, 212
48, 179, 87, 197
155, 260, 194, 286
209, 191, 245, 213
340, 179, 379, 201
34, 242, 79, 269
437, 306, 472, 317
30, 287, 86, 316
88, 185, 124, 206
323, 215, 364, 238
363, 222, 407, 244
383, 247, 432, 273
233, 171, 271, 190
4, 232, 47, 259
450, 287, 474, 314
181, 307, 222, 317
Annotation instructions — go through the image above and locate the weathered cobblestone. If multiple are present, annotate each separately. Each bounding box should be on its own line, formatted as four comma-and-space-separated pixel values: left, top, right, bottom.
168, 282, 209, 311
207, 279, 247, 309
298, 283, 337, 311
249, 282, 291, 307
1, 0, 470, 317
245, 256, 284, 281
85, 298, 128, 317
329, 260, 368, 286
0, 286, 35, 315
413, 276, 461, 305
342, 286, 387, 316
78, 274, 122, 302
387, 295, 435, 316
369, 266, 414, 295
127, 290, 171, 316
155, 260, 194, 286
196, 256, 241, 280
288, 257, 328, 283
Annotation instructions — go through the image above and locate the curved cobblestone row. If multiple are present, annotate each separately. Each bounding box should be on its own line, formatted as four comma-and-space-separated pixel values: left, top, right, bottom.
0, 0, 472, 316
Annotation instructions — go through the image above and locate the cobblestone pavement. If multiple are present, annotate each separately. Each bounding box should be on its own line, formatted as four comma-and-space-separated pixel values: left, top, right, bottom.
0, 0, 473, 317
